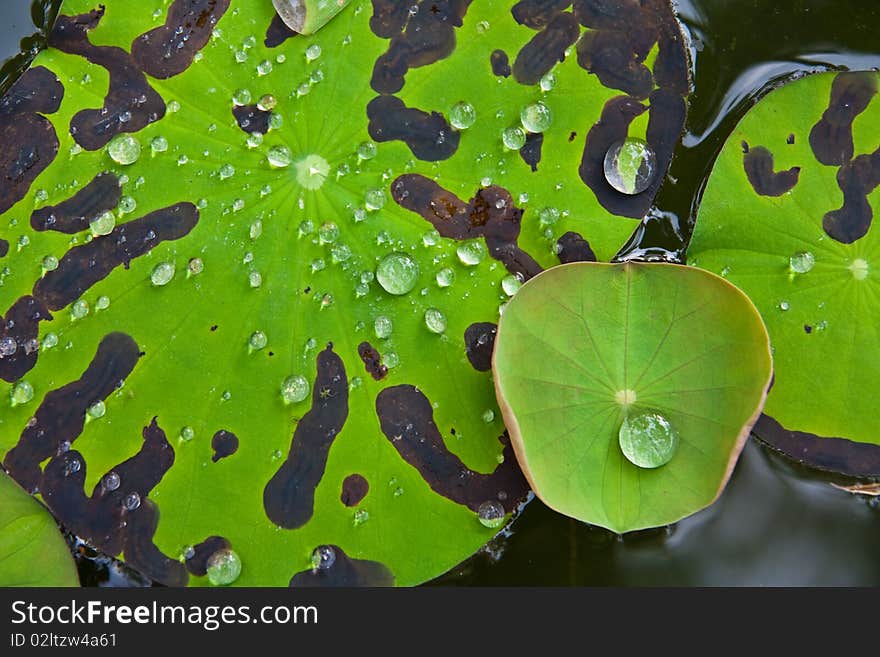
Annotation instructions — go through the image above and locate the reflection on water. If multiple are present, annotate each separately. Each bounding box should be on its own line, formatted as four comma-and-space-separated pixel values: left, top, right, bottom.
435, 440, 880, 586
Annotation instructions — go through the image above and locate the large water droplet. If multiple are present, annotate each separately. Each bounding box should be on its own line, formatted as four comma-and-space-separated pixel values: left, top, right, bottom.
10, 380, 34, 406
520, 101, 553, 133
107, 134, 141, 165
305, 44, 323, 62
101, 471, 120, 491
122, 491, 140, 510
502, 126, 526, 150
603, 138, 656, 195
539, 71, 557, 92
71, 299, 90, 319
477, 500, 505, 528
206, 548, 242, 585
449, 101, 477, 130
501, 274, 522, 296
89, 211, 116, 236
424, 308, 447, 334
281, 375, 310, 404
789, 251, 815, 274
267, 145, 293, 168
376, 252, 420, 295
357, 141, 377, 160
151, 261, 175, 286
374, 315, 393, 339
457, 240, 487, 266
249, 331, 268, 351
435, 267, 455, 287
618, 410, 678, 469
179, 426, 195, 442
87, 400, 106, 419
364, 188, 387, 211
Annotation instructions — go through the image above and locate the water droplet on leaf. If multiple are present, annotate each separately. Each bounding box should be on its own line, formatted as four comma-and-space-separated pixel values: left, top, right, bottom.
376, 252, 420, 295
618, 410, 678, 469
603, 138, 656, 195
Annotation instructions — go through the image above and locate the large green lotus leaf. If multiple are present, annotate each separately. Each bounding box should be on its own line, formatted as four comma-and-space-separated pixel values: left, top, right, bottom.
0, 469, 79, 586
688, 71, 880, 476
0, 1, 688, 585
493, 263, 772, 533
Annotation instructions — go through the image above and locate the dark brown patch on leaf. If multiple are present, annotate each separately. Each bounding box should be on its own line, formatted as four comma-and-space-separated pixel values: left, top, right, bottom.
38, 418, 185, 585
376, 385, 529, 513
519, 132, 543, 171
369, 0, 471, 94
490, 49, 511, 77
0, 66, 63, 215
391, 174, 542, 279
211, 430, 239, 462
358, 341, 387, 381
823, 147, 880, 244
31, 172, 121, 233
513, 12, 580, 86
756, 414, 880, 478
743, 145, 801, 197
367, 95, 459, 161
0, 239, 7, 257
185, 535, 231, 576
3, 333, 140, 492
0, 296, 51, 383
265, 12, 299, 47
809, 72, 878, 167
340, 474, 369, 507
787, 133, 796, 145
132, 0, 230, 78
232, 104, 271, 135
556, 231, 597, 263
264, 345, 349, 529
511, 0, 572, 29
33, 202, 199, 311
289, 545, 394, 587
575, 25, 653, 99
464, 322, 497, 372
50, 9, 166, 150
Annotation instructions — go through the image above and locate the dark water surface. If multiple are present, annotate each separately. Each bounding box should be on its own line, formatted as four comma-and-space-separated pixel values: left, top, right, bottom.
2, 0, 878, 586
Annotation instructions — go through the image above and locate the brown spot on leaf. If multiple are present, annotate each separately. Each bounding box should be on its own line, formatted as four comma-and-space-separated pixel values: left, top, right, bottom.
367, 95, 459, 161
33, 202, 199, 311
358, 341, 387, 381
490, 49, 511, 77
464, 322, 497, 372
185, 535, 231, 576
50, 9, 166, 150
232, 104, 271, 135
823, 147, 880, 244
3, 333, 141, 492
511, 0, 572, 29
809, 72, 878, 167
0, 66, 63, 215
391, 174, 542, 279
264, 345, 349, 529
31, 171, 121, 233
519, 132, 543, 171
211, 430, 239, 462
743, 145, 801, 197
132, 0, 230, 78
0, 239, 7, 257
513, 12, 580, 86
265, 12, 299, 47
289, 545, 394, 587
756, 414, 880, 478
369, 0, 414, 39
123, 499, 189, 587
575, 25, 653, 99
340, 474, 369, 507
0, 296, 51, 383
376, 386, 529, 513
556, 231, 597, 263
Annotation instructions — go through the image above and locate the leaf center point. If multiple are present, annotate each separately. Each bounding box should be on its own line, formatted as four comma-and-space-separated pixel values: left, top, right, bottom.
615, 389, 638, 407
849, 258, 869, 280
295, 154, 330, 190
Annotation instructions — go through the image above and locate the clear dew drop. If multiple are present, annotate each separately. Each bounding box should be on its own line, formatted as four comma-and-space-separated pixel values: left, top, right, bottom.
0, 337, 17, 357
520, 100, 553, 133
150, 135, 168, 153
364, 188, 387, 211
41, 255, 59, 272
618, 410, 679, 469
603, 138, 657, 195
281, 375, 310, 404
87, 400, 106, 419
305, 44, 323, 62
248, 271, 263, 288
42, 333, 58, 349
501, 274, 523, 296
218, 163, 236, 180
788, 251, 816, 274
357, 141, 377, 160
374, 315, 393, 339
107, 134, 141, 165
436, 267, 455, 287
71, 299, 90, 319
101, 471, 120, 491
10, 380, 34, 406
151, 261, 175, 286
246, 132, 264, 148
311, 545, 336, 571
457, 239, 487, 266
449, 101, 477, 130
257, 94, 277, 111
422, 229, 440, 247
206, 548, 242, 586
95, 295, 110, 311
539, 70, 557, 92
122, 491, 140, 511
188, 258, 204, 275
232, 88, 252, 105
89, 211, 116, 236
256, 59, 273, 75
424, 308, 447, 334
502, 126, 526, 150
482, 409, 495, 423
477, 500, 505, 528
119, 196, 136, 214
318, 222, 339, 243
384, 352, 399, 369
267, 145, 293, 168
179, 426, 195, 442
779, 300, 790, 311
249, 331, 268, 351
376, 252, 420, 295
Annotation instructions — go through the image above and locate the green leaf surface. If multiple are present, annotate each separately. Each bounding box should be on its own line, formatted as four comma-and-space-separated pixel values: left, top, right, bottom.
0, 0, 687, 585
493, 263, 772, 533
688, 71, 880, 475
0, 469, 79, 587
